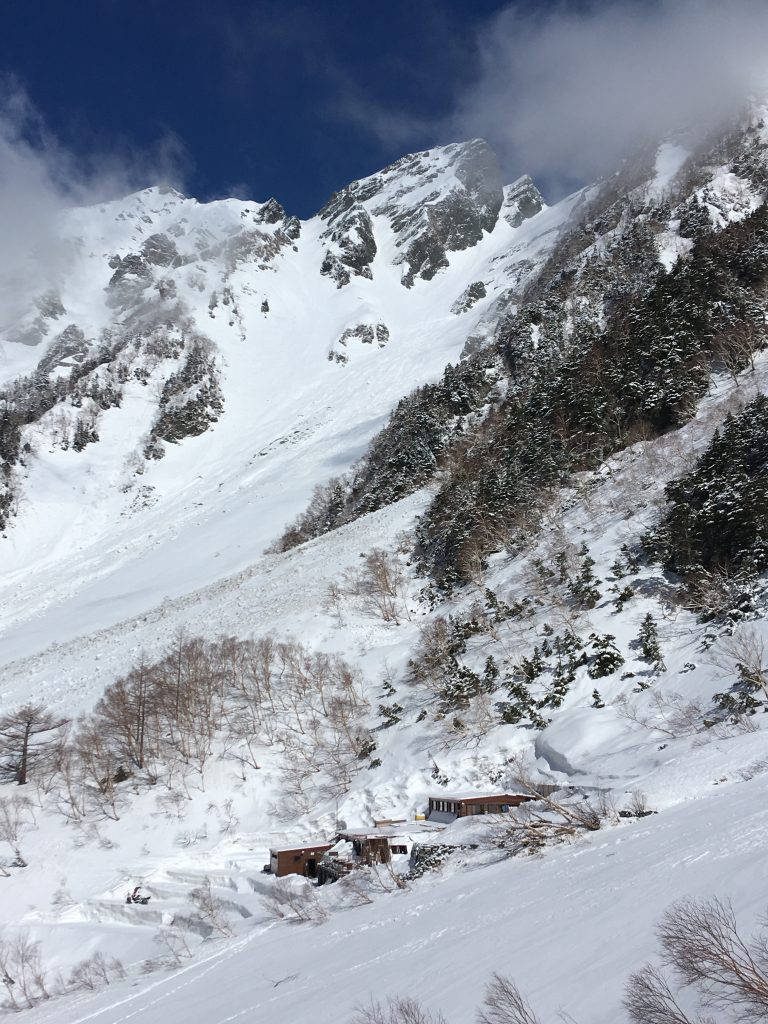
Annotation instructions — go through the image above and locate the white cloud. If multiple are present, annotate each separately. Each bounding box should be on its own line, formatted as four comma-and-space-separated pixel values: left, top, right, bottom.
0, 81, 189, 332
450, 0, 768, 194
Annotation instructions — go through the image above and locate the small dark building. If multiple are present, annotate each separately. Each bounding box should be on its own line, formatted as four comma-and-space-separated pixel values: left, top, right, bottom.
317, 826, 422, 885
427, 792, 536, 822
269, 842, 332, 879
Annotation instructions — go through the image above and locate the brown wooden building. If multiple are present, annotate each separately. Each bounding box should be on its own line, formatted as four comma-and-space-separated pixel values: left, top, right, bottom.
317, 826, 419, 884
427, 792, 536, 822
269, 842, 332, 879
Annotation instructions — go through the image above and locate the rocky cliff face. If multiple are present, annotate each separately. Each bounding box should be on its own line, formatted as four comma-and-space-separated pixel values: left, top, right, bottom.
318, 139, 505, 287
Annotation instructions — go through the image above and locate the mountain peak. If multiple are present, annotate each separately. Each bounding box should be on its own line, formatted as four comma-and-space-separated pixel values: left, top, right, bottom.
318, 139, 505, 288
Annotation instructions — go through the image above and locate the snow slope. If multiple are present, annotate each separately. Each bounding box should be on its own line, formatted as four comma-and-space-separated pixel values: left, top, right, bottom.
2, 134, 768, 1024
0, 146, 577, 666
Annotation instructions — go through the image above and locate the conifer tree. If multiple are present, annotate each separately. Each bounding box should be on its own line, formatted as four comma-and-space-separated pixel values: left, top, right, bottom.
638, 613, 666, 671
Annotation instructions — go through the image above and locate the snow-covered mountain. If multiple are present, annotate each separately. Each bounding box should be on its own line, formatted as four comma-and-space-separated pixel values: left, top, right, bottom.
0, 139, 576, 662
3, 118, 768, 1024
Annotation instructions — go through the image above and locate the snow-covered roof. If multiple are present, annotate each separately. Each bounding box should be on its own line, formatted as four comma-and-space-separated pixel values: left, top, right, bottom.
269, 841, 332, 854
427, 792, 530, 802
339, 822, 442, 840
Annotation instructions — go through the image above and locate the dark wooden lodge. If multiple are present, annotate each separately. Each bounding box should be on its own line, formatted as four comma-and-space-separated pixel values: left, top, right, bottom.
269, 842, 333, 878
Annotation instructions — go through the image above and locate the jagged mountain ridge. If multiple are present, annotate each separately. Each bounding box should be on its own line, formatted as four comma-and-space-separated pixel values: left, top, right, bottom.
0, 139, 564, 658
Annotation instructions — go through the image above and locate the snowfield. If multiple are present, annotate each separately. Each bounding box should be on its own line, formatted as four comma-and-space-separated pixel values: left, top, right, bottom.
2, 137, 768, 1023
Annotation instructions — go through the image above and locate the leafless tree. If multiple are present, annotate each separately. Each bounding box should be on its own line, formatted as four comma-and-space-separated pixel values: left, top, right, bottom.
67, 952, 125, 991
625, 896, 768, 1024
0, 794, 35, 868
481, 761, 603, 857
352, 996, 448, 1024
624, 964, 696, 1024
7, 932, 48, 1008
356, 548, 411, 623
708, 626, 768, 703
262, 877, 329, 924
477, 973, 542, 1024
613, 691, 706, 739
92, 655, 160, 773
188, 877, 232, 935
0, 940, 18, 1008
147, 926, 193, 969
75, 718, 123, 820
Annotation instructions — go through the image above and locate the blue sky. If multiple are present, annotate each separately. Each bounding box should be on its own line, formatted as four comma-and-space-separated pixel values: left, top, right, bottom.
2, 1, 766, 217
0, 0, 515, 216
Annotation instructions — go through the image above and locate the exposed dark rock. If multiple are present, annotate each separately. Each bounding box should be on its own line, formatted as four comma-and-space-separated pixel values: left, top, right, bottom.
252, 199, 301, 239
36, 291, 65, 320
317, 139, 504, 288
283, 216, 301, 240
107, 253, 153, 307
386, 141, 504, 287
320, 205, 377, 285
156, 277, 177, 300
337, 322, 389, 349
451, 281, 487, 315
256, 198, 286, 224
37, 325, 90, 375
224, 228, 294, 272
320, 251, 351, 289
141, 233, 180, 267
503, 176, 544, 228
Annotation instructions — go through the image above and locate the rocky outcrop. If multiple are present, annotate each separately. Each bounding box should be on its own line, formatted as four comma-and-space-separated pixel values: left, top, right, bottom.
317, 139, 505, 288
320, 206, 377, 287
37, 325, 91, 375
328, 321, 390, 362
503, 176, 544, 229
451, 281, 487, 314
107, 252, 153, 307
141, 233, 180, 267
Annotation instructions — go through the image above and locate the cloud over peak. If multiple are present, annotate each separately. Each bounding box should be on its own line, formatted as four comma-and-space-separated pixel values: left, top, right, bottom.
451, 0, 768, 194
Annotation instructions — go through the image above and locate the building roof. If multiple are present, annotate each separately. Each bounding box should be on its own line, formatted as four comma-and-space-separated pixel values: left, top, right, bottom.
269, 841, 332, 854
338, 821, 443, 840
427, 791, 533, 802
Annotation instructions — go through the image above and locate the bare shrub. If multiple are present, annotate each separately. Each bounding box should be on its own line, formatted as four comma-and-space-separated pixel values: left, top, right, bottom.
625, 896, 768, 1024
627, 790, 650, 817
352, 996, 448, 1024
614, 691, 706, 738
477, 973, 542, 1024
262, 878, 329, 924
0, 794, 35, 868
144, 926, 193, 970
188, 877, 232, 936
67, 952, 125, 991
